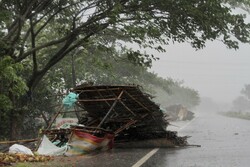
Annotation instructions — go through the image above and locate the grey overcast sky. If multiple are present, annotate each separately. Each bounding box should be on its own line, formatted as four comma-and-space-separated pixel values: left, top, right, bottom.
150, 41, 250, 103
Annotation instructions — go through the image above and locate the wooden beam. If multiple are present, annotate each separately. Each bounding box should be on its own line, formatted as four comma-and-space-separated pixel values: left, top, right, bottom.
123, 90, 151, 112
114, 114, 148, 135
97, 90, 124, 128
78, 98, 117, 102
0, 138, 38, 144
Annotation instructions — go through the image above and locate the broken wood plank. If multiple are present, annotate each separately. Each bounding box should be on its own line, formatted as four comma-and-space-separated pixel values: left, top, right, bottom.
0, 138, 38, 145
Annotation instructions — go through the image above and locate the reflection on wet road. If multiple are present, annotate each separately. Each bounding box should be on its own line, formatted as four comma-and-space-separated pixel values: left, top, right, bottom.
144, 112, 250, 167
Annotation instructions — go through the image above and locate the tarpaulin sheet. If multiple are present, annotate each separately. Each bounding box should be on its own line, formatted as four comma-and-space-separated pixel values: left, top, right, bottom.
62, 92, 78, 109
37, 135, 67, 156
66, 130, 114, 156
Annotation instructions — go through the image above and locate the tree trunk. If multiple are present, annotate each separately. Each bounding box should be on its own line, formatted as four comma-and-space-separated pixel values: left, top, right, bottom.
9, 110, 22, 140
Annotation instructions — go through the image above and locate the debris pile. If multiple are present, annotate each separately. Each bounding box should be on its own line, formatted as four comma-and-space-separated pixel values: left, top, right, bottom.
36, 85, 188, 155
73, 85, 187, 146
0, 84, 190, 163
165, 104, 194, 121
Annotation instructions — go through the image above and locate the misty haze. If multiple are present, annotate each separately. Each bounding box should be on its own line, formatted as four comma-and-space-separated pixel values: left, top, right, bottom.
1, 1, 250, 167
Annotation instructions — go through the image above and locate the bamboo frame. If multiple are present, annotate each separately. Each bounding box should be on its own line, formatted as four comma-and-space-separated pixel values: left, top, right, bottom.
105, 85, 137, 116
97, 90, 124, 128
77, 98, 118, 102
114, 114, 149, 135
34, 84, 176, 150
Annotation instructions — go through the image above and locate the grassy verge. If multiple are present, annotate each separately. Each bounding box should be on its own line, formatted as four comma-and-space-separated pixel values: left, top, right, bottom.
219, 111, 250, 120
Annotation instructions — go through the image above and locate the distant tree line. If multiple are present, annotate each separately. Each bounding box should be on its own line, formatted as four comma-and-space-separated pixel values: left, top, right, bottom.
232, 84, 250, 111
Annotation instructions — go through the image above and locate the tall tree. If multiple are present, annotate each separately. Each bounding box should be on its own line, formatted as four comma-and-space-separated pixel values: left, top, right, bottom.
232, 84, 250, 111
1, 0, 250, 139
241, 84, 250, 99
1, 0, 250, 92
232, 96, 250, 111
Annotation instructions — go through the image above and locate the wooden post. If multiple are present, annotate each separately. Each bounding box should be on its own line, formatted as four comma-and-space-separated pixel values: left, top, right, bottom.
46, 105, 63, 129
35, 105, 63, 151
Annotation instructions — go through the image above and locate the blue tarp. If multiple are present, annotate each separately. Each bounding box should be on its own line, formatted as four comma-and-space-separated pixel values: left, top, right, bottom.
62, 92, 79, 109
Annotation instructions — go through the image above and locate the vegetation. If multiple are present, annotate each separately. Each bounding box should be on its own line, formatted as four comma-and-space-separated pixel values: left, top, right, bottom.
153, 83, 200, 109
232, 84, 250, 112
241, 84, 250, 100
220, 111, 250, 120
221, 84, 250, 120
1, 0, 250, 140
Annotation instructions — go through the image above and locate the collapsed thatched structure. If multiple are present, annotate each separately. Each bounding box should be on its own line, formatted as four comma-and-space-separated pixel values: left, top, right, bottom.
72, 84, 187, 146
38, 84, 188, 155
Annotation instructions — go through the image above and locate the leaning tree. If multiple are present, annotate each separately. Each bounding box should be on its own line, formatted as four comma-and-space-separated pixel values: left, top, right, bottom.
1, 0, 250, 139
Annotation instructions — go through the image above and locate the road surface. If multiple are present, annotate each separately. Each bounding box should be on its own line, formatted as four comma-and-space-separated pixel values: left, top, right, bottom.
77, 111, 250, 167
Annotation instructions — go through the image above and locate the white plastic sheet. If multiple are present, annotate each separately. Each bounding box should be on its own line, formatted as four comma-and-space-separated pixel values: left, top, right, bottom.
9, 144, 34, 155
37, 135, 67, 156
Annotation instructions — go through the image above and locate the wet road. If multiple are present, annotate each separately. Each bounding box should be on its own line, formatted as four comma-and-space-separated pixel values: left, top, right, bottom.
77, 111, 250, 167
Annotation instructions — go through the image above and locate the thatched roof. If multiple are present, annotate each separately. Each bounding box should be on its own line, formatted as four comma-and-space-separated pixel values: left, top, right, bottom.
73, 85, 166, 135
74, 85, 159, 116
